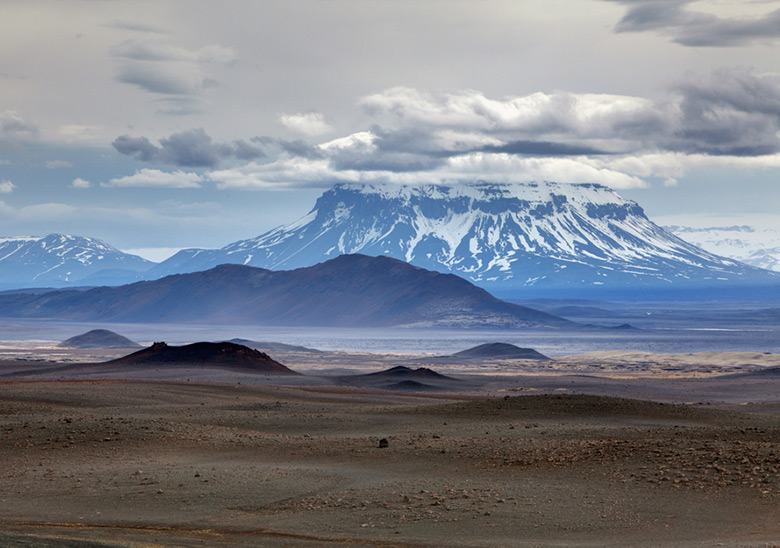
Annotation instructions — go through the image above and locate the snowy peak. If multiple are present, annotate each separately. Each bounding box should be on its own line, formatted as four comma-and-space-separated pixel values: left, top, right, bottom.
0, 233, 154, 289
150, 181, 777, 294
666, 225, 780, 272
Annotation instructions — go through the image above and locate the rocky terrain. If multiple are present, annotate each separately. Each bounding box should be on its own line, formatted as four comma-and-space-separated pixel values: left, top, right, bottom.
0, 382, 777, 547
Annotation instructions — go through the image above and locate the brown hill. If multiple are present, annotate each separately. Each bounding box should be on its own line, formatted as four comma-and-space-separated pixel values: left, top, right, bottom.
107, 341, 299, 375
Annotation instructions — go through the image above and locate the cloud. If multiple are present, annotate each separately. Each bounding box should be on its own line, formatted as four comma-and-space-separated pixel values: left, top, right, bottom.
208, 151, 646, 191
102, 168, 203, 189
605, 0, 780, 46
111, 37, 236, 112
71, 178, 91, 189
207, 70, 780, 192
279, 112, 333, 136
46, 160, 74, 169
669, 68, 780, 155
0, 180, 15, 194
0, 111, 38, 145
112, 128, 266, 168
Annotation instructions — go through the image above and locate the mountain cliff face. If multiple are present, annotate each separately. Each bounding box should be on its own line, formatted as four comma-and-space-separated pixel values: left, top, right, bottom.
0, 234, 153, 289
151, 182, 773, 294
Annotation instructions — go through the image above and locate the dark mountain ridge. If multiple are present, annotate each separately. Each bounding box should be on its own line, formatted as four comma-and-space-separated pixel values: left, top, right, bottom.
0, 254, 573, 329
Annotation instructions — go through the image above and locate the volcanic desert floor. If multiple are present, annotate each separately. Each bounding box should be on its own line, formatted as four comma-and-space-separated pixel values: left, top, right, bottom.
1, 365, 779, 546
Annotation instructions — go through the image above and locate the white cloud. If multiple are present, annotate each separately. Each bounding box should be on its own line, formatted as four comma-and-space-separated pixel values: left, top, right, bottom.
209, 150, 648, 190
0, 180, 16, 194
279, 112, 333, 136
46, 160, 73, 169
59, 124, 102, 143
71, 178, 91, 189
0, 200, 13, 217
17, 203, 78, 221
102, 169, 203, 189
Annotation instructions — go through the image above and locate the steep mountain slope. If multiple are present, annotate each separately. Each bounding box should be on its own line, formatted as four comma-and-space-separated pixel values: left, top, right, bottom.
0, 254, 573, 329
0, 234, 153, 289
149, 182, 775, 294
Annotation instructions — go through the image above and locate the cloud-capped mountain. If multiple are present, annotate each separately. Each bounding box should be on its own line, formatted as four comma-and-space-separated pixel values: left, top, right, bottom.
666, 225, 780, 273
0, 234, 154, 290
149, 182, 776, 296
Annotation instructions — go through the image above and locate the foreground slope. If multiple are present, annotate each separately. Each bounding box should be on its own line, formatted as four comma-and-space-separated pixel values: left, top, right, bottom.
0, 254, 572, 328
149, 182, 777, 295
0, 383, 777, 546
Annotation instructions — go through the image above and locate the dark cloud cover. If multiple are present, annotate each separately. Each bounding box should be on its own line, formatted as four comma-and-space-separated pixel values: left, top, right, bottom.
0, 111, 39, 145
668, 68, 780, 155
114, 69, 780, 184
607, 0, 780, 46
277, 139, 325, 160
112, 128, 266, 168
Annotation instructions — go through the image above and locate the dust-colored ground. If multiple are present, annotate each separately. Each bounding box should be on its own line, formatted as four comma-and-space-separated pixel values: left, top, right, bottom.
1, 377, 779, 547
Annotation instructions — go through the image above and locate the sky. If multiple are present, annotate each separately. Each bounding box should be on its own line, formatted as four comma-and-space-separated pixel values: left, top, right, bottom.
1, 0, 779, 261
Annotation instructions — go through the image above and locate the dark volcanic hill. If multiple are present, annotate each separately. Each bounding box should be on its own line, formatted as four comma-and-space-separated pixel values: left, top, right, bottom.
363, 365, 457, 381
58, 329, 141, 349
107, 341, 298, 374
0, 254, 573, 329
453, 343, 550, 360
343, 365, 461, 391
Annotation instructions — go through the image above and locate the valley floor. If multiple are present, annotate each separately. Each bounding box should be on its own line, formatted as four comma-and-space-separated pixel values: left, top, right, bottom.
0, 376, 779, 547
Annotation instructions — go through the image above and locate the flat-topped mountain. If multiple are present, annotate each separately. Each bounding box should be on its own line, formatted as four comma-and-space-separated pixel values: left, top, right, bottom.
107, 341, 298, 374
0, 254, 573, 329
58, 329, 141, 349
148, 182, 778, 295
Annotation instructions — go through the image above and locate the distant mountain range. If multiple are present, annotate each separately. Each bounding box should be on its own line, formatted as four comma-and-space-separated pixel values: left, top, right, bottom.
0, 234, 152, 290
665, 225, 780, 273
0, 254, 573, 329
1, 183, 777, 297
148, 182, 777, 296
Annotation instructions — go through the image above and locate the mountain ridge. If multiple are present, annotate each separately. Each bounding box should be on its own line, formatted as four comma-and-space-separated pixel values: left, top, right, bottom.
148, 182, 777, 296
0, 254, 573, 329
0, 234, 153, 290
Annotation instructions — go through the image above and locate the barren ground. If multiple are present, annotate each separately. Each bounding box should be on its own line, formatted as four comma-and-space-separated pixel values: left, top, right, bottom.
1, 370, 779, 546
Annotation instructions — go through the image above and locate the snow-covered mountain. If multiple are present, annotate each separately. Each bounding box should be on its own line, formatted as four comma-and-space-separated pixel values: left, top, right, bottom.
150, 182, 776, 295
0, 234, 154, 289
666, 225, 780, 273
